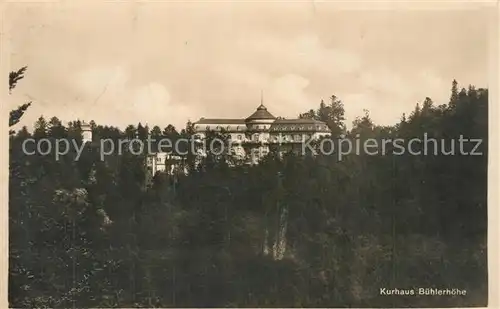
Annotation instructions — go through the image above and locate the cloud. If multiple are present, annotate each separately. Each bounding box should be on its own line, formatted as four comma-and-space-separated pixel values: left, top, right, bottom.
131, 82, 197, 129
74, 66, 130, 100
234, 33, 361, 78
132, 83, 171, 111
7, 2, 490, 131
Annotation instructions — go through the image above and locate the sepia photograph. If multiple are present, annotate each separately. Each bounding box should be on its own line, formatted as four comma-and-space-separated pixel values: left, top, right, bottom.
3, 1, 497, 307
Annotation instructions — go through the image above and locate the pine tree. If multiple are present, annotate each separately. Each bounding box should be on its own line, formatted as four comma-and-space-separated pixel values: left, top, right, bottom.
137, 123, 148, 140
48, 116, 66, 138
450, 79, 459, 107
33, 116, 48, 138
422, 97, 433, 113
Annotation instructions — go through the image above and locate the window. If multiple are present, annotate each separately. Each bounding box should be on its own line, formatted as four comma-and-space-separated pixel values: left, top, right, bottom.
237, 135, 242, 140
295, 134, 301, 141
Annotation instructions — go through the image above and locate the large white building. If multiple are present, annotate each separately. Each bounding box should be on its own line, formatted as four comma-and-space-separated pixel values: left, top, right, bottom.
146, 103, 331, 174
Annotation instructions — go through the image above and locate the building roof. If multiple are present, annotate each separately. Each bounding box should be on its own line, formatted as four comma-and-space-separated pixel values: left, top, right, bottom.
273, 118, 326, 124
194, 118, 246, 125
270, 118, 330, 132
245, 104, 276, 121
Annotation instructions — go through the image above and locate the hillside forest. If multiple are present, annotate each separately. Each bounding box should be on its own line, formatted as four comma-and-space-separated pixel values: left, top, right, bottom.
9, 71, 488, 307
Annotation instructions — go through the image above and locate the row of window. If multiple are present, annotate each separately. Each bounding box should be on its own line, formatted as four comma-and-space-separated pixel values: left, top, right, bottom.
198, 125, 244, 131
253, 125, 268, 130
232, 134, 309, 142
198, 125, 269, 131
195, 134, 246, 140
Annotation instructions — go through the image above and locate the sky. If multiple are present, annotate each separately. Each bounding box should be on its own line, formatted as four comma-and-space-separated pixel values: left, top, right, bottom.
4, 1, 495, 131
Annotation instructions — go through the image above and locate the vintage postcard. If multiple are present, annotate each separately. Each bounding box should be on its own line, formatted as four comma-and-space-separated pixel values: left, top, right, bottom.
2, 1, 498, 308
